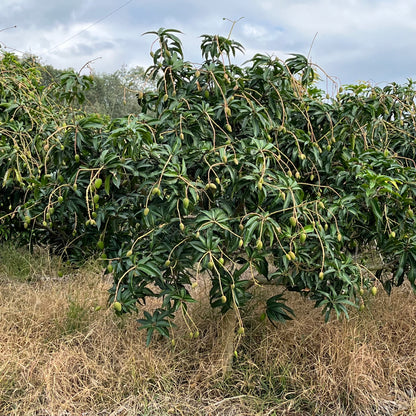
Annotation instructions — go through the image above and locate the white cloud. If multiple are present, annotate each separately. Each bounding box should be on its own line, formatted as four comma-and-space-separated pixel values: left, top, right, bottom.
242, 23, 268, 39
1, 0, 415, 84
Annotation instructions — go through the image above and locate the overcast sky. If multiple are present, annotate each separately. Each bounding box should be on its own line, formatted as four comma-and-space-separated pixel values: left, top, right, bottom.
2, 0, 416, 89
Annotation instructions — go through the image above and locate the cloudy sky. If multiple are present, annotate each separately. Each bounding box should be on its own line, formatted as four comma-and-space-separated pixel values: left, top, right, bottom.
2, 0, 416, 89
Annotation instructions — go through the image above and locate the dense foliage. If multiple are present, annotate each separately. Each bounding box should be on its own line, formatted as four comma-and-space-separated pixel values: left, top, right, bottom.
1, 28, 416, 345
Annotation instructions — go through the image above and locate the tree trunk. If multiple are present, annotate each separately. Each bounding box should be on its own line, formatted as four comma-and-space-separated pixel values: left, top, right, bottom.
217, 311, 237, 375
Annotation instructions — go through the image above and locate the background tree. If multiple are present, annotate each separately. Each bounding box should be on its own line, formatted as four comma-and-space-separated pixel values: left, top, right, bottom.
37, 60, 153, 117
82, 65, 154, 118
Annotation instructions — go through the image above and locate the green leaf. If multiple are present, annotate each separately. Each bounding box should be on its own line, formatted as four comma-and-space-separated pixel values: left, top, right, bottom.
266, 294, 294, 325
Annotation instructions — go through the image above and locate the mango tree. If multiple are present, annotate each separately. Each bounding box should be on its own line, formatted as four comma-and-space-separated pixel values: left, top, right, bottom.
1, 29, 416, 371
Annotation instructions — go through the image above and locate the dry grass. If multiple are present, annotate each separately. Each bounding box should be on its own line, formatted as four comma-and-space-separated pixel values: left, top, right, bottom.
1, 245, 416, 415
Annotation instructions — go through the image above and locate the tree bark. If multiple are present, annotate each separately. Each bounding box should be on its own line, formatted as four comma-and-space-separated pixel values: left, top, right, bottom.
217, 311, 237, 376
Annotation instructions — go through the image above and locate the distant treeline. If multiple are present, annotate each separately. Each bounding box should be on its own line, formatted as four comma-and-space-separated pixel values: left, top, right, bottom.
22, 54, 154, 118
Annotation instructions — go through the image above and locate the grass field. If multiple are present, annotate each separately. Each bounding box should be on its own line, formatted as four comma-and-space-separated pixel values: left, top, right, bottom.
1, 244, 416, 415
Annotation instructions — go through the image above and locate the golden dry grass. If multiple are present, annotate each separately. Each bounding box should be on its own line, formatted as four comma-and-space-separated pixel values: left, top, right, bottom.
1, 245, 416, 415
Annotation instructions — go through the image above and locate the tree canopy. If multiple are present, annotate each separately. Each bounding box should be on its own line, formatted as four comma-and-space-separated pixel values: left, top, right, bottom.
1, 28, 416, 346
